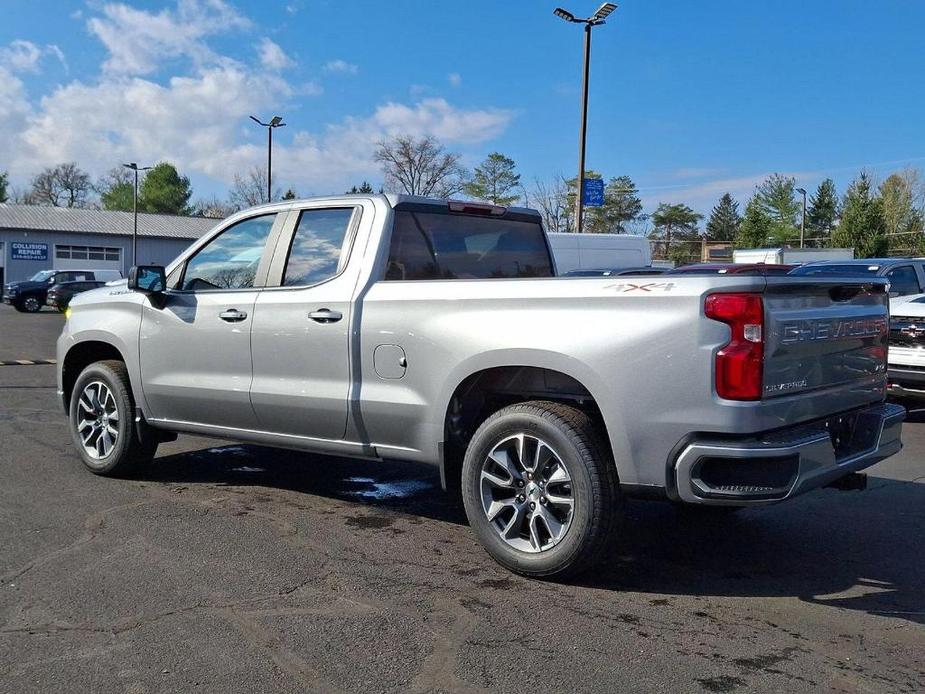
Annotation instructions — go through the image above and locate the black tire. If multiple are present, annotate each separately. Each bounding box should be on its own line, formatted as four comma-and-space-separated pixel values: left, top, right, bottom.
461, 400, 621, 579
20, 295, 42, 313
69, 360, 158, 476
12, 302, 27, 313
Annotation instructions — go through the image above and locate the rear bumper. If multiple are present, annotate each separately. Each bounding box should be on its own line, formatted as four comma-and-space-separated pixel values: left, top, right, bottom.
673, 402, 905, 506
888, 364, 925, 397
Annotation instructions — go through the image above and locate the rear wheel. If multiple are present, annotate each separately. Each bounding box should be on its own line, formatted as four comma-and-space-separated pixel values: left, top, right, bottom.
461, 401, 621, 578
69, 360, 157, 476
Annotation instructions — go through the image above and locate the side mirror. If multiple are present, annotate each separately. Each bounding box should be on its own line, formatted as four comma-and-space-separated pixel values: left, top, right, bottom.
128, 265, 167, 294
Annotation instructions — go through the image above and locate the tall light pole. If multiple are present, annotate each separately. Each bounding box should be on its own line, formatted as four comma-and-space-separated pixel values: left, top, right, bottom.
554, 3, 617, 233
123, 162, 152, 267
796, 187, 807, 248
249, 115, 286, 203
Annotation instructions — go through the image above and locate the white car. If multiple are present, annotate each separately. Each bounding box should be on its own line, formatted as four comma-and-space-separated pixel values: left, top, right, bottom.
888, 294, 925, 398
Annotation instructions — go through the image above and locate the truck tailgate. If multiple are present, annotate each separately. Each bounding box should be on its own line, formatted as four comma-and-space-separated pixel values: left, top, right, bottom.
762, 278, 889, 398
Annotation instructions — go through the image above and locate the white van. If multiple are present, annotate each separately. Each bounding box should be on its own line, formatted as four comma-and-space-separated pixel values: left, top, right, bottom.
547, 233, 652, 274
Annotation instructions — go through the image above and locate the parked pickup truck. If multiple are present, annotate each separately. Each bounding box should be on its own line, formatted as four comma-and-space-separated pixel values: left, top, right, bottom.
57, 194, 905, 577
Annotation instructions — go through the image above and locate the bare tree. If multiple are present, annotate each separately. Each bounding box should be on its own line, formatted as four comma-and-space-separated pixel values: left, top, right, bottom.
373, 135, 466, 198
192, 195, 236, 219
30, 162, 92, 207
530, 175, 574, 233
228, 166, 281, 210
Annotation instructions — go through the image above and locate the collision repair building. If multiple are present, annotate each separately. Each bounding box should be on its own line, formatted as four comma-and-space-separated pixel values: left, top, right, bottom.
0, 204, 220, 287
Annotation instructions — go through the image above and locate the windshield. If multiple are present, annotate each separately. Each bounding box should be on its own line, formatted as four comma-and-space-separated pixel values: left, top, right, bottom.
789, 264, 880, 276
28, 270, 57, 282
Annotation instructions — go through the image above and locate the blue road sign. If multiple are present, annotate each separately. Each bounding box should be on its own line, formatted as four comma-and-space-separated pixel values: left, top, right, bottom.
583, 178, 604, 207
11, 242, 48, 261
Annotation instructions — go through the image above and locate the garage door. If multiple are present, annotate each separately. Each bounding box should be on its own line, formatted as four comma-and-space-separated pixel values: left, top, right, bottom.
54, 244, 123, 272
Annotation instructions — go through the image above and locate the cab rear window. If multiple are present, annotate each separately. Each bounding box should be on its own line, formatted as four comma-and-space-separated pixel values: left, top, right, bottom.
384, 210, 553, 280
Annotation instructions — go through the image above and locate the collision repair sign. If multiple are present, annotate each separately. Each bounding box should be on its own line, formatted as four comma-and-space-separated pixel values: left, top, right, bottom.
11, 242, 48, 261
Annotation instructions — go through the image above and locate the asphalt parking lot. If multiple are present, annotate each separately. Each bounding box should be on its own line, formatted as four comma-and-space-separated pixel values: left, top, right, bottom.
0, 304, 923, 693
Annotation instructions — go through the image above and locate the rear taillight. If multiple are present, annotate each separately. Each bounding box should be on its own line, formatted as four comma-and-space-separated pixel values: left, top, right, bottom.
705, 292, 764, 400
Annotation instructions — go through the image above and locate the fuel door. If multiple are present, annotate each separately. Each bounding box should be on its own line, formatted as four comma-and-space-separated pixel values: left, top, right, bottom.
374, 344, 407, 379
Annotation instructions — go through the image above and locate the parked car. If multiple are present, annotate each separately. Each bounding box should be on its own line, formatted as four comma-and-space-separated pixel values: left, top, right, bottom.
564, 267, 667, 277
789, 258, 925, 297
667, 263, 796, 275
4, 269, 122, 313
885, 293, 925, 399
57, 195, 903, 578
46, 280, 107, 312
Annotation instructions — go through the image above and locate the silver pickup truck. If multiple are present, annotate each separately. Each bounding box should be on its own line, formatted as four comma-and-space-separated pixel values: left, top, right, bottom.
57, 194, 904, 577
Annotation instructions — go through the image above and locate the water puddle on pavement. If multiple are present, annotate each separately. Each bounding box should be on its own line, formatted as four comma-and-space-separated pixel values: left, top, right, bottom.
345, 476, 432, 499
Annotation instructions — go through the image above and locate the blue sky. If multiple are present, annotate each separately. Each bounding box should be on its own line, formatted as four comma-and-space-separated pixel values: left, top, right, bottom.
1, 0, 924, 217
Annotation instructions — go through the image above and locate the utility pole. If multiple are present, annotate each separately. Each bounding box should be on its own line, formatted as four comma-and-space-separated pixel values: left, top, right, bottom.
249, 115, 286, 203
554, 3, 617, 233
796, 187, 807, 248
123, 162, 152, 267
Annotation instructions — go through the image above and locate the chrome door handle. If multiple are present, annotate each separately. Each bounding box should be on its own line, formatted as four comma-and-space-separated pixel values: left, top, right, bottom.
309, 308, 342, 323
219, 309, 248, 322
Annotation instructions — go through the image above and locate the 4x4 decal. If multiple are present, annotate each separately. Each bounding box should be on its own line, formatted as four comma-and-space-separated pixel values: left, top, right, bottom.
603, 282, 676, 293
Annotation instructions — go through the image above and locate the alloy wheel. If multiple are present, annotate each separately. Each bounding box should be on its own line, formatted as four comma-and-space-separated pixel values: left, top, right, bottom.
479, 433, 574, 553
76, 381, 120, 459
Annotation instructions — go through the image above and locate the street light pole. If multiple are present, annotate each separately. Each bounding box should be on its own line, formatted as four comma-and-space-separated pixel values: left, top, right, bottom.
250, 115, 286, 203
123, 162, 152, 268
796, 187, 807, 248
554, 3, 617, 234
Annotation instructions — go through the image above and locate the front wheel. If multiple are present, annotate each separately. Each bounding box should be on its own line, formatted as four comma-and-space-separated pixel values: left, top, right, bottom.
461, 401, 621, 579
69, 360, 157, 476
20, 295, 42, 312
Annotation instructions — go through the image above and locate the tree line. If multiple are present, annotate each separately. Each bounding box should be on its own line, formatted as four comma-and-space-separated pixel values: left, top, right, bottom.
2, 136, 923, 261
0, 161, 298, 219
373, 135, 925, 260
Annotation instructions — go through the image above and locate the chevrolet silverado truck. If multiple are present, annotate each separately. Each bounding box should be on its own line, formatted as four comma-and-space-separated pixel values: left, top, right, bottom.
57, 194, 905, 577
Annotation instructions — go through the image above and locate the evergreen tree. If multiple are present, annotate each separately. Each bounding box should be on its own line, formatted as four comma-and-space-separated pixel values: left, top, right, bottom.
650, 203, 703, 244
282, 188, 297, 200
880, 173, 924, 254
748, 173, 800, 243
807, 178, 838, 238
346, 181, 374, 194
566, 173, 643, 233
705, 193, 740, 241
830, 172, 887, 257
735, 196, 773, 248
97, 167, 135, 212
0, 170, 8, 203
139, 162, 192, 215
462, 152, 521, 206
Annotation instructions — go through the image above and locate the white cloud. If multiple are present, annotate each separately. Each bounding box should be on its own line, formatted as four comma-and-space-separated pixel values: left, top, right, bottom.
87, 0, 249, 75
0, 40, 67, 74
447, 72, 461, 87
258, 38, 293, 71
323, 59, 358, 75
4, 1, 515, 197
1, 40, 42, 73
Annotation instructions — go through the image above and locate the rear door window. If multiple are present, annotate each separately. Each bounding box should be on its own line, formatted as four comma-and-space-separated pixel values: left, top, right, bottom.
886, 265, 921, 296
385, 211, 552, 280
280, 208, 356, 287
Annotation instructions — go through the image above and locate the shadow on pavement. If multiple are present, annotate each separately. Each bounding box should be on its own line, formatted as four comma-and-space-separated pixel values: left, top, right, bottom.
140, 441, 925, 625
